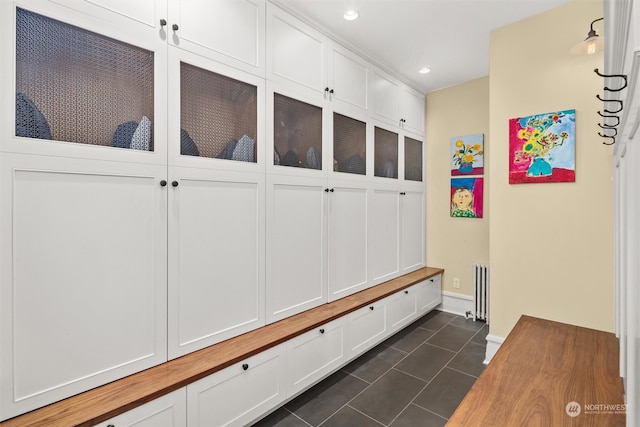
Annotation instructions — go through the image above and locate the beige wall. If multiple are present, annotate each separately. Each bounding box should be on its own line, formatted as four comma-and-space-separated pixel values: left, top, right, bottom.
426, 77, 490, 296
489, 0, 614, 338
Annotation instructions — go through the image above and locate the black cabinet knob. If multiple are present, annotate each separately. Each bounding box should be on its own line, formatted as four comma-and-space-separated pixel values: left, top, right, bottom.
404, 290, 409, 294
160, 180, 167, 187
369, 306, 374, 311
107, 425, 115, 427
430, 279, 434, 282
324, 87, 329, 92
329, 89, 334, 94
242, 363, 249, 371
160, 19, 167, 27
172, 23, 179, 31
324, 188, 329, 192
319, 328, 325, 334
329, 188, 335, 192
172, 181, 179, 187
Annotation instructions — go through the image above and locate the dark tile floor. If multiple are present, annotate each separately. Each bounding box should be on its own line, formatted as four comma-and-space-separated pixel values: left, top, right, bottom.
253, 310, 489, 427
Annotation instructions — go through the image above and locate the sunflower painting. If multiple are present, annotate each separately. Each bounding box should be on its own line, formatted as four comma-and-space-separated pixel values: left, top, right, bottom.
451, 134, 484, 176
509, 109, 575, 184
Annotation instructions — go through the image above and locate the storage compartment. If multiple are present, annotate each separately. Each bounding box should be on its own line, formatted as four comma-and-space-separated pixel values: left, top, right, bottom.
15, 7, 154, 150
187, 345, 286, 427
348, 300, 388, 357
417, 275, 442, 313
333, 113, 366, 175
388, 286, 418, 331
273, 93, 323, 169
180, 62, 257, 161
404, 136, 423, 181
374, 126, 398, 178
286, 318, 346, 396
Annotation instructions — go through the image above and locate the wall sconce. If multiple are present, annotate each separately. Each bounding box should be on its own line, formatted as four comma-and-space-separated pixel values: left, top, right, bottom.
570, 17, 604, 55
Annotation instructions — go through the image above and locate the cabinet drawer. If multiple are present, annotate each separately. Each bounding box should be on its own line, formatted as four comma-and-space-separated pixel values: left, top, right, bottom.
388, 286, 418, 331
348, 300, 388, 357
97, 389, 186, 427
417, 275, 442, 313
286, 317, 347, 396
187, 345, 286, 427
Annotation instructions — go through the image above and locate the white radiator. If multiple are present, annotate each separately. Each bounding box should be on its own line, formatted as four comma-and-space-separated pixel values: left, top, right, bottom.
470, 264, 489, 323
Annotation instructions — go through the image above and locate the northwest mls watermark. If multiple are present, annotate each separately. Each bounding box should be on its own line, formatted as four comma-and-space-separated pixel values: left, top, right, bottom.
566, 401, 627, 417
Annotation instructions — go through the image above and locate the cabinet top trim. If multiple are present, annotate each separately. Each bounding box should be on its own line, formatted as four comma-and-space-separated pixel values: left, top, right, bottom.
0, 267, 443, 427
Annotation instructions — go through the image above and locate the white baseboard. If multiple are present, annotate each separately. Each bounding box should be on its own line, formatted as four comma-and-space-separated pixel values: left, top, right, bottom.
484, 334, 505, 364
437, 291, 473, 317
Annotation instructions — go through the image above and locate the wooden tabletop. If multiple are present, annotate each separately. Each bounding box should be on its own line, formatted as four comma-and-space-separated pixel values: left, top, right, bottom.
0, 267, 443, 427
448, 315, 626, 427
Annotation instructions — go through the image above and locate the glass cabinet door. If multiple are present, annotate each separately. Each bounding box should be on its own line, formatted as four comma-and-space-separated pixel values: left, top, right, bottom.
273, 93, 323, 170
374, 126, 398, 179
179, 62, 258, 162
15, 7, 156, 154
333, 113, 366, 175
404, 136, 423, 182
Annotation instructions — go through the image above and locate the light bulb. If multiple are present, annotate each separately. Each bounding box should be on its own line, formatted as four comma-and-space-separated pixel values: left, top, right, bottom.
587, 40, 597, 55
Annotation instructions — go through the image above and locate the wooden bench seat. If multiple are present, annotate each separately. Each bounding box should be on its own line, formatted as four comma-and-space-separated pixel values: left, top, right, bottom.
448, 315, 626, 427
0, 267, 443, 427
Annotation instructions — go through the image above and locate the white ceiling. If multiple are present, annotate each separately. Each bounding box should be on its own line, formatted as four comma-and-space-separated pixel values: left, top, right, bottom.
273, 0, 571, 94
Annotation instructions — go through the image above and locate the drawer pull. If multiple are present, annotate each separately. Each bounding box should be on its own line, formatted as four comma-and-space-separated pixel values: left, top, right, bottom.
107, 425, 115, 427
369, 306, 374, 310
430, 278, 434, 282
172, 23, 179, 31
160, 19, 167, 27
319, 328, 325, 334
242, 363, 249, 371
172, 180, 179, 187
404, 290, 409, 294
160, 180, 167, 187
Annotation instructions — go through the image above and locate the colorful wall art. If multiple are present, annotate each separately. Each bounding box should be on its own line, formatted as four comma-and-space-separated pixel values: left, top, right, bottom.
509, 109, 576, 184
451, 134, 484, 176
450, 177, 484, 218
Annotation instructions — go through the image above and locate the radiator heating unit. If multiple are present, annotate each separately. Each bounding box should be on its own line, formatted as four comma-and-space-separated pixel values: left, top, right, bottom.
470, 264, 489, 323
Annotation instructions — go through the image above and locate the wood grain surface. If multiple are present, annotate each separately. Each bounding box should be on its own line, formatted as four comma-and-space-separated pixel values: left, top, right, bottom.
447, 315, 625, 427
0, 267, 443, 427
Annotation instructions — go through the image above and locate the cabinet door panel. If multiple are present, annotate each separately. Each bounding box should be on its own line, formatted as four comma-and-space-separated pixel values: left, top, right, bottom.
371, 70, 400, 124
266, 177, 326, 322
401, 190, 425, 273
168, 168, 264, 359
268, 6, 325, 94
0, 154, 167, 420
389, 288, 418, 332
417, 276, 442, 314
286, 318, 346, 396
170, 0, 265, 74
187, 346, 285, 427
401, 87, 425, 134
97, 389, 187, 427
348, 301, 388, 357
328, 184, 368, 301
370, 188, 400, 283
330, 47, 368, 111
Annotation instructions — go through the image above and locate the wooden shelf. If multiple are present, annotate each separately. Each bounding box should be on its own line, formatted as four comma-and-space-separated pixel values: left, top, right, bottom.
448, 315, 625, 427
0, 267, 443, 427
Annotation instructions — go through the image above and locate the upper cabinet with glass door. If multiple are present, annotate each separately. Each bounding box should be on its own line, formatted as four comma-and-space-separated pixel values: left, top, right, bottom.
168, 49, 265, 170
3, 1, 168, 164
46, 0, 266, 76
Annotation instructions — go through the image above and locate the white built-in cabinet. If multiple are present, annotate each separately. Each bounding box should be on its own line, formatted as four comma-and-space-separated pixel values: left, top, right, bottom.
0, 0, 425, 421
606, 0, 640, 424
102, 275, 441, 427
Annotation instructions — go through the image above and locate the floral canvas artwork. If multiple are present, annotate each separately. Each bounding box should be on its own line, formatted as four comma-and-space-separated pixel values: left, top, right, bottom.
509, 109, 576, 184
451, 134, 484, 176
450, 177, 483, 218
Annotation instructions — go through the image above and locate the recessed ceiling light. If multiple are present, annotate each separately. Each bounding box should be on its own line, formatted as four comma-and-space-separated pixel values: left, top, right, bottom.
343, 10, 359, 21
419, 67, 431, 74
